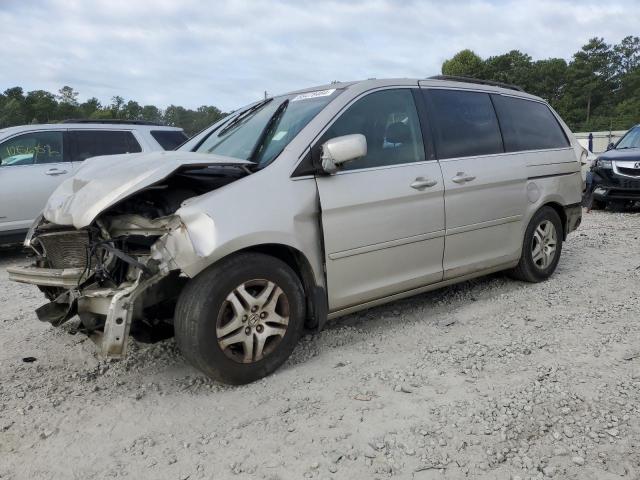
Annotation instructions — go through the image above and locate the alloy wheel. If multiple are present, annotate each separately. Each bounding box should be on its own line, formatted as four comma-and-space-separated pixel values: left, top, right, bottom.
531, 220, 557, 269
215, 279, 290, 363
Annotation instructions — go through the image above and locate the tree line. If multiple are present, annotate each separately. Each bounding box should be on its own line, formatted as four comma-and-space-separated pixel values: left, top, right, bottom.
0, 86, 227, 136
442, 36, 640, 132
2, 36, 638, 136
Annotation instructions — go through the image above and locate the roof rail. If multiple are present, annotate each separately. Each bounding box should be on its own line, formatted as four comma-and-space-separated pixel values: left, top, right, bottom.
428, 75, 524, 92
61, 119, 165, 126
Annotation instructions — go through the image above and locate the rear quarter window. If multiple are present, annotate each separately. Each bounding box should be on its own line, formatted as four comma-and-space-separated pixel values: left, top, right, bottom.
70, 130, 142, 162
491, 95, 569, 152
150, 130, 188, 150
424, 89, 504, 159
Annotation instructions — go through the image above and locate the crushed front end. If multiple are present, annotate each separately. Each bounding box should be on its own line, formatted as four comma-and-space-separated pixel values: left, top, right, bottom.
8, 214, 187, 357
7, 154, 252, 358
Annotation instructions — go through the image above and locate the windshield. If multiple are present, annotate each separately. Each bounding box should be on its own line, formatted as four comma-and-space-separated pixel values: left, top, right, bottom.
193, 88, 341, 167
616, 126, 640, 149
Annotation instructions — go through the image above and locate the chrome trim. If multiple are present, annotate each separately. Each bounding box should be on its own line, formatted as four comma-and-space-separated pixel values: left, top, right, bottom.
445, 215, 523, 236
333, 158, 439, 176
613, 161, 640, 179
328, 230, 445, 260
438, 147, 574, 164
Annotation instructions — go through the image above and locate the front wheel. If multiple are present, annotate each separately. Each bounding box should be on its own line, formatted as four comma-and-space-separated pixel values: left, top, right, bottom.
508, 207, 563, 283
174, 253, 305, 385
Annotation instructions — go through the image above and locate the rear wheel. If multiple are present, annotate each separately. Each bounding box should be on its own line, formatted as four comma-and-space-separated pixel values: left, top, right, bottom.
509, 207, 563, 283
174, 253, 305, 384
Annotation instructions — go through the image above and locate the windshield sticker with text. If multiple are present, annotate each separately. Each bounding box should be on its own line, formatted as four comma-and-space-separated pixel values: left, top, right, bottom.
291, 89, 336, 102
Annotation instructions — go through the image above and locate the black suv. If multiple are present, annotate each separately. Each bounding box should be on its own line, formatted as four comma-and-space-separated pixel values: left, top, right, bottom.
591, 124, 640, 209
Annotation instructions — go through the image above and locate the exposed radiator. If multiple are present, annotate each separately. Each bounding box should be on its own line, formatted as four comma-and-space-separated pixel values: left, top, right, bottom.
37, 230, 90, 269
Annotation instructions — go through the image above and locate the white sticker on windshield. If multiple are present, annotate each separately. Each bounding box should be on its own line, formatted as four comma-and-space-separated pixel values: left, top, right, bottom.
272, 131, 287, 141
291, 88, 336, 102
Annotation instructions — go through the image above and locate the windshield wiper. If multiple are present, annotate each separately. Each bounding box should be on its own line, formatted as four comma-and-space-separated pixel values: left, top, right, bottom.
218, 98, 273, 136
248, 99, 289, 165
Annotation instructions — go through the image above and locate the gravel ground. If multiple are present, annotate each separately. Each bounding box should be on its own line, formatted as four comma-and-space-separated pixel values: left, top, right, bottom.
1, 208, 639, 480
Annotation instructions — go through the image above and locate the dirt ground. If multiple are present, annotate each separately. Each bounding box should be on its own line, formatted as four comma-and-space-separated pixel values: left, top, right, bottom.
1, 208, 639, 480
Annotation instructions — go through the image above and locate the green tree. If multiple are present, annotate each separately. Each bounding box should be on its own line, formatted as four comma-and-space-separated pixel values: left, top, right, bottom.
441, 49, 484, 77
0, 98, 26, 127
0, 88, 26, 127
121, 100, 143, 121
482, 50, 533, 89
141, 105, 162, 123
564, 38, 616, 129
80, 97, 102, 118
613, 35, 640, 75
57, 86, 79, 105
163, 105, 190, 128
25, 90, 57, 123
528, 58, 568, 107
56, 86, 80, 119
110, 96, 125, 118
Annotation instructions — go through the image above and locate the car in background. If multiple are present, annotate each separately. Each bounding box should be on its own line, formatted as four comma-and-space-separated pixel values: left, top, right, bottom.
0, 120, 188, 243
590, 124, 640, 209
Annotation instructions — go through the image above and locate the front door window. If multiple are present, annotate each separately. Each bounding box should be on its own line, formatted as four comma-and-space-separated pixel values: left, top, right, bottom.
0, 131, 64, 167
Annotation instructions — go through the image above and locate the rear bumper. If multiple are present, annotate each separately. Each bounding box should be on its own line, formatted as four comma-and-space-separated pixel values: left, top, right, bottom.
564, 203, 582, 237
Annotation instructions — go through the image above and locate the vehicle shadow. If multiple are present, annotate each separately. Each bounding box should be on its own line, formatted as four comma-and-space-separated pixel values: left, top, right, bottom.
0, 245, 30, 266
302, 271, 523, 347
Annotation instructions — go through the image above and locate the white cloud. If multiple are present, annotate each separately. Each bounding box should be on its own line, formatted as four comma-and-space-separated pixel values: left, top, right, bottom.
1, 0, 638, 111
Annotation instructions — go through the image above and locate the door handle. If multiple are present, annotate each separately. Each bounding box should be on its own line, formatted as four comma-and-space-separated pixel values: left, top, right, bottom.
45, 168, 68, 176
410, 177, 438, 190
451, 172, 476, 184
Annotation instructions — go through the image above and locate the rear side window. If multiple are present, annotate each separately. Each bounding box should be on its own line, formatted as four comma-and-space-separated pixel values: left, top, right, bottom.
150, 130, 188, 150
424, 89, 503, 159
491, 95, 569, 151
70, 130, 142, 162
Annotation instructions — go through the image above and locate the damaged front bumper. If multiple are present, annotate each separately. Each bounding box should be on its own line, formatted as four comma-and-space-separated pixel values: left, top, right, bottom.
7, 265, 86, 288
8, 214, 195, 358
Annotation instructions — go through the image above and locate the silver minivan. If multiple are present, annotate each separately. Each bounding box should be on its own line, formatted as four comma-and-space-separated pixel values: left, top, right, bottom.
8, 77, 582, 384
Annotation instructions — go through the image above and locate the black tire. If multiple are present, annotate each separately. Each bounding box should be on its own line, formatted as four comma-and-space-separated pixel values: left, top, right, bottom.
174, 252, 305, 385
590, 199, 606, 210
508, 206, 563, 283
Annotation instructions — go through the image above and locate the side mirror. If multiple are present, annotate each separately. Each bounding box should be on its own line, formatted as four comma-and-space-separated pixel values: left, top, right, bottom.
607, 142, 615, 151
320, 134, 367, 174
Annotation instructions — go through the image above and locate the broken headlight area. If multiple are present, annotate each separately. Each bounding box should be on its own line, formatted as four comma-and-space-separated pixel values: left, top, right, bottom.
9, 216, 187, 357
8, 163, 248, 357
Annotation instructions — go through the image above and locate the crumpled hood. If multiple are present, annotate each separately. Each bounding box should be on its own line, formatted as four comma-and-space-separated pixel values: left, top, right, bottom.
43, 151, 251, 228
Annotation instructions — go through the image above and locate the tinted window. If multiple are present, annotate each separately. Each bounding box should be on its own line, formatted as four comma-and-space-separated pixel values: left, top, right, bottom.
151, 130, 188, 150
615, 125, 640, 149
318, 89, 425, 171
492, 95, 569, 151
70, 130, 142, 162
0, 131, 65, 166
425, 90, 503, 159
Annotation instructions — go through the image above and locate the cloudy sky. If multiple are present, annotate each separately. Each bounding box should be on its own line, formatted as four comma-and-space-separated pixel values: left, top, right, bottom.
1, 0, 639, 111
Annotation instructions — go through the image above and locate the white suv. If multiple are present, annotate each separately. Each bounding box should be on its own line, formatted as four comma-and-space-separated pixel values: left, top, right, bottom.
0, 121, 187, 243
